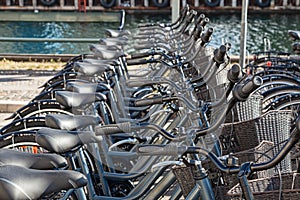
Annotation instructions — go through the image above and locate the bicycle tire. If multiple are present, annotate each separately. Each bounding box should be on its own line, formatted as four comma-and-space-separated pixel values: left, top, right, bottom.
254, 69, 300, 80
0, 117, 46, 135
253, 75, 300, 95
7, 100, 73, 121
261, 85, 300, 107
151, 0, 169, 8
41, 79, 91, 93
99, 0, 116, 8
39, 72, 78, 89
0, 130, 41, 151
264, 93, 300, 112
204, 0, 220, 7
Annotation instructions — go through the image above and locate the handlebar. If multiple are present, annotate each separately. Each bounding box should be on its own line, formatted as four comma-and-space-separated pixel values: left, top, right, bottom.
136, 115, 300, 174
134, 96, 164, 107
227, 64, 241, 83
97, 74, 263, 140
200, 27, 213, 46
213, 44, 227, 65
232, 75, 263, 101
95, 122, 178, 141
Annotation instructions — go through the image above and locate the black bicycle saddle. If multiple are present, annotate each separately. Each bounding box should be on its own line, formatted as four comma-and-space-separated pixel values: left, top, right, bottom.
0, 165, 87, 199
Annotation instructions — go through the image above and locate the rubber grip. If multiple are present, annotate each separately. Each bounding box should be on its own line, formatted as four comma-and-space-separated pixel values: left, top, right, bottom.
201, 27, 213, 45
95, 122, 131, 135
134, 96, 163, 107
241, 76, 263, 94
196, 13, 206, 24
200, 17, 209, 27
233, 76, 263, 101
227, 64, 241, 83
137, 144, 187, 156
187, 11, 196, 23
213, 45, 227, 65
194, 25, 203, 41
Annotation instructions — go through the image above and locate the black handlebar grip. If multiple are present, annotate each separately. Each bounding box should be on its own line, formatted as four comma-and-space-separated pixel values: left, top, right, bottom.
134, 96, 163, 107
187, 11, 197, 23
227, 64, 241, 83
196, 13, 206, 25
233, 76, 263, 101
200, 27, 213, 46
95, 122, 131, 136
213, 45, 227, 65
137, 144, 187, 156
200, 17, 209, 27
194, 25, 203, 41
126, 58, 149, 65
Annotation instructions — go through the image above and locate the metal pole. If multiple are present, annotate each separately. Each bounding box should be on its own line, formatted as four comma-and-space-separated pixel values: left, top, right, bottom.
239, 0, 249, 68
171, 0, 180, 23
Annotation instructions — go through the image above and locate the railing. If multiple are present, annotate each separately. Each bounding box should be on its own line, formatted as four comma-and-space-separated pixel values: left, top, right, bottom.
1, 0, 299, 12
0, 37, 100, 43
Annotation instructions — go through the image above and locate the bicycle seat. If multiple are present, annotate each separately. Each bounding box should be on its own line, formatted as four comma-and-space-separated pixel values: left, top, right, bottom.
55, 90, 107, 108
45, 113, 101, 130
66, 81, 98, 93
73, 62, 112, 76
105, 28, 131, 38
99, 36, 128, 46
0, 149, 67, 169
83, 57, 117, 65
288, 30, 300, 40
0, 165, 87, 199
66, 81, 110, 93
89, 43, 122, 52
36, 127, 100, 153
93, 48, 126, 60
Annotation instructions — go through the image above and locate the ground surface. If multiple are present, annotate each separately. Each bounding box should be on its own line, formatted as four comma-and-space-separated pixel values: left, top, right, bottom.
0, 59, 63, 70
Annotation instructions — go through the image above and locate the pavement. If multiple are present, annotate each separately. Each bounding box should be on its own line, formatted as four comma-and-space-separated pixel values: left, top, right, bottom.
0, 70, 56, 128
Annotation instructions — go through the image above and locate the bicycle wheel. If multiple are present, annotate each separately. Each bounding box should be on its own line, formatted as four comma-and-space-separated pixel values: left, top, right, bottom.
0, 117, 46, 135
264, 93, 300, 113
261, 85, 300, 109
0, 130, 42, 152
7, 100, 73, 121
38, 72, 78, 90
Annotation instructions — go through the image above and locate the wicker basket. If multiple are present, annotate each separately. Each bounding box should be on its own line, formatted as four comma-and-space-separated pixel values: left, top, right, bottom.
226, 94, 263, 123
172, 166, 196, 198
227, 173, 300, 199
203, 141, 275, 190
236, 94, 263, 121
219, 110, 293, 173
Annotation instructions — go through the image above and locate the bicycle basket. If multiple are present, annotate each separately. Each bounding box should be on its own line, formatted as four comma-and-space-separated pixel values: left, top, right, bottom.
220, 110, 293, 173
226, 94, 263, 123
172, 165, 196, 198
